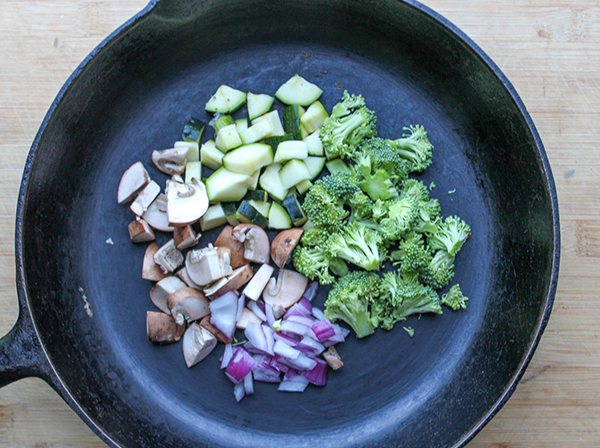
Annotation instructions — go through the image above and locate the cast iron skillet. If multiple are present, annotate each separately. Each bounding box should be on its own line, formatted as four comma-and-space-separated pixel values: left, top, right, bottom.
0, 0, 560, 447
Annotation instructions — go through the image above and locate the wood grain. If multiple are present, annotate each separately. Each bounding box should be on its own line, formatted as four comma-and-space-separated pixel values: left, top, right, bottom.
1, 0, 598, 446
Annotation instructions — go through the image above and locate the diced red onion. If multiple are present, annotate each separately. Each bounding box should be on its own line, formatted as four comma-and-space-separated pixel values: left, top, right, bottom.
284, 306, 309, 319
278, 375, 309, 392
247, 300, 267, 322
301, 358, 328, 386
296, 336, 325, 356
302, 281, 318, 302
311, 318, 336, 341
286, 314, 318, 328
244, 372, 254, 395
262, 324, 275, 355
284, 368, 299, 380
299, 298, 313, 314
235, 293, 246, 323
279, 320, 310, 337
234, 381, 245, 402
225, 347, 257, 384
220, 344, 233, 369
333, 323, 351, 338
245, 322, 268, 354
311, 307, 325, 321
276, 353, 318, 371
210, 291, 239, 338
265, 303, 276, 327
272, 332, 299, 346
256, 300, 266, 313
252, 367, 281, 383
270, 356, 288, 373
274, 340, 301, 359
244, 341, 264, 355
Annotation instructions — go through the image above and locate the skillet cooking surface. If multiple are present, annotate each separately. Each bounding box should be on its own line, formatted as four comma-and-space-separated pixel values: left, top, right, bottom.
17, 1, 559, 447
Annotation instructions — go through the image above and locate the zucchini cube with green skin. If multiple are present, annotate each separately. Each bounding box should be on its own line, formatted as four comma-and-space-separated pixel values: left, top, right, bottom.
236, 200, 268, 229
295, 179, 312, 195
201, 140, 224, 171
268, 202, 292, 229
205, 85, 246, 114
278, 159, 312, 189
283, 105, 303, 140
185, 161, 202, 184
245, 189, 269, 202
235, 118, 248, 133
222, 143, 273, 176
259, 163, 289, 202
303, 132, 323, 156
200, 204, 228, 231
239, 118, 275, 145
275, 75, 323, 106
304, 156, 326, 180
247, 92, 274, 120
264, 134, 293, 152
213, 115, 235, 134
205, 167, 254, 202
247, 170, 260, 191
283, 192, 307, 226
248, 199, 271, 218
300, 101, 329, 134
182, 117, 206, 143
215, 124, 243, 152
273, 140, 308, 164
175, 141, 200, 162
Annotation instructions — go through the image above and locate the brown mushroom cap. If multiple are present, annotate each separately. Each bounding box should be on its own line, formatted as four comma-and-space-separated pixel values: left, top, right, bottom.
128, 219, 156, 243
214, 225, 247, 268
146, 311, 184, 345
270, 228, 303, 268
142, 193, 174, 232
151, 147, 189, 175
204, 264, 254, 300
142, 243, 169, 282
118, 161, 150, 204
149, 276, 187, 313
232, 223, 270, 264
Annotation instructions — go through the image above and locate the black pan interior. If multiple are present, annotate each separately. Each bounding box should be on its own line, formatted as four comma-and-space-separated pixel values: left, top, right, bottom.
20, 1, 557, 447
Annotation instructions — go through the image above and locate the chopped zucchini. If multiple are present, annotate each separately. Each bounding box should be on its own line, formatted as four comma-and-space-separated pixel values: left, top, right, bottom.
300, 101, 328, 134
304, 156, 326, 180
283, 105, 303, 140
268, 202, 292, 230
273, 140, 308, 164
205, 85, 246, 114
183, 117, 206, 143
247, 92, 274, 120
222, 143, 273, 175
213, 115, 235, 133
248, 199, 271, 218
259, 163, 289, 202
222, 202, 240, 226
283, 192, 307, 226
215, 124, 243, 152
245, 189, 269, 202
279, 159, 312, 189
303, 132, 324, 157
235, 118, 248, 133
275, 75, 323, 106
239, 118, 275, 145
201, 140, 224, 170
326, 158, 351, 174
265, 111, 285, 136
200, 204, 228, 231
264, 134, 293, 152
236, 200, 268, 228
205, 167, 253, 202
175, 141, 200, 162
185, 161, 202, 184
295, 179, 312, 195
247, 170, 260, 191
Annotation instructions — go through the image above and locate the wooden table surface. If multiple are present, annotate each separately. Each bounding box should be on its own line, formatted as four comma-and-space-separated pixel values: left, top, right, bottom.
0, 0, 598, 446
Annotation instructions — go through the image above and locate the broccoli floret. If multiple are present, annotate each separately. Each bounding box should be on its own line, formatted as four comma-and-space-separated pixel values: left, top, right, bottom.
321, 171, 361, 201
391, 232, 432, 274
375, 271, 442, 330
376, 196, 420, 240
320, 94, 377, 159
400, 179, 431, 202
441, 284, 468, 310
420, 249, 455, 289
303, 182, 348, 227
357, 138, 407, 179
327, 223, 387, 271
372, 199, 388, 221
329, 257, 349, 277
387, 125, 434, 173
348, 190, 374, 221
359, 168, 399, 202
324, 271, 380, 338
293, 246, 336, 285
414, 199, 442, 235
427, 215, 471, 256
300, 226, 331, 247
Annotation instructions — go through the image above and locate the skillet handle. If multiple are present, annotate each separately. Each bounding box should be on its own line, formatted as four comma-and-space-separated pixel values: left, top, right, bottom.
0, 308, 50, 388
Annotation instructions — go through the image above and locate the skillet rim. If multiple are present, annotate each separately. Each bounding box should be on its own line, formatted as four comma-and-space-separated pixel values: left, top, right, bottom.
13, 1, 561, 447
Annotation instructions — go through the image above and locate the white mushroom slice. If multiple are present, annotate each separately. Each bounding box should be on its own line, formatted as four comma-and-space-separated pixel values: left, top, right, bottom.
173, 225, 201, 250
118, 161, 150, 204
175, 267, 202, 290
147, 311, 184, 345
263, 269, 308, 309
182, 323, 217, 368
271, 228, 303, 268
167, 287, 210, 326
204, 264, 253, 300
171, 173, 185, 184
242, 263, 274, 301
186, 244, 233, 286
167, 178, 209, 226
152, 147, 189, 175
142, 243, 169, 282
130, 180, 161, 216
149, 276, 187, 313
153, 239, 184, 274
272, 303, 286, 320
200, 316, 232, 344
214, 225, 247, 268
322, 346, 344, 371
142, 194, 174, 232
236, 307, 262, 330
233, 224, 270, 264
128, 218, 155, 243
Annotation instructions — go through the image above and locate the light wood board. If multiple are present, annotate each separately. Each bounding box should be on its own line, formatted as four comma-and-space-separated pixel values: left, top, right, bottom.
0, 0, 598, 446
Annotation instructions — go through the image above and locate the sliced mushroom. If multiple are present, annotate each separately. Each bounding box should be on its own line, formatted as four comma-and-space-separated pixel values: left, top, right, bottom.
200, 316, 233, 344
182, 323, 217, 368
142, 194, 174, 232
272, 303, 286, 320
167, 178, 209, 227
153, 239, 183, 274
130, 180, 161, 216
147, 311, 184, 345
128, 218, 155, 243
233, 224, 270, 264
214, 225, 247, 268
152, 147, 189, 175
175, 267, 202, 290
242, 263, 274, 301
271, 228, 303, 268
118, 161, 150, 204
186, 244, 233, 286
204, 264, 253, 300
167, 287, 210, 326
142, 243, 169, 282
149, 276, 187, 313
173, 224, 201, 250
322, 346, 344, 371
262, 269, 308, 309
236, 307, 262, 330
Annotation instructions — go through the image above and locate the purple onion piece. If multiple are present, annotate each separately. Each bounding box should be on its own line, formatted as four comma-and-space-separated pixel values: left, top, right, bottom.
302, 281, 318, 302
299, 298, 313, 314
220, 344, 233, 369
256, 300, 266, 313
247, 300, 267, 322
276, 353, 318, 372
235, 293, 246, 323
284, 368, 299, 380
278, 375, 309, 392
311, 307, 325, 320
262, 324, 275, 355
311, 318, 336, 341
244, 372, 254, 395
272, 331, 299, 346
274, 340, 301, 359
279, 320, 310, 338
225, 347, 257, 383
252, 367, 282, 383
265, 303, 276, 327
283, 306, 309, 319
210, 291, 239, 338
296, 336, 325, 356
301, 358, 328, 386
234, 381, 246, 402
245, 321, 268, 354
286, 314, 318, 328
